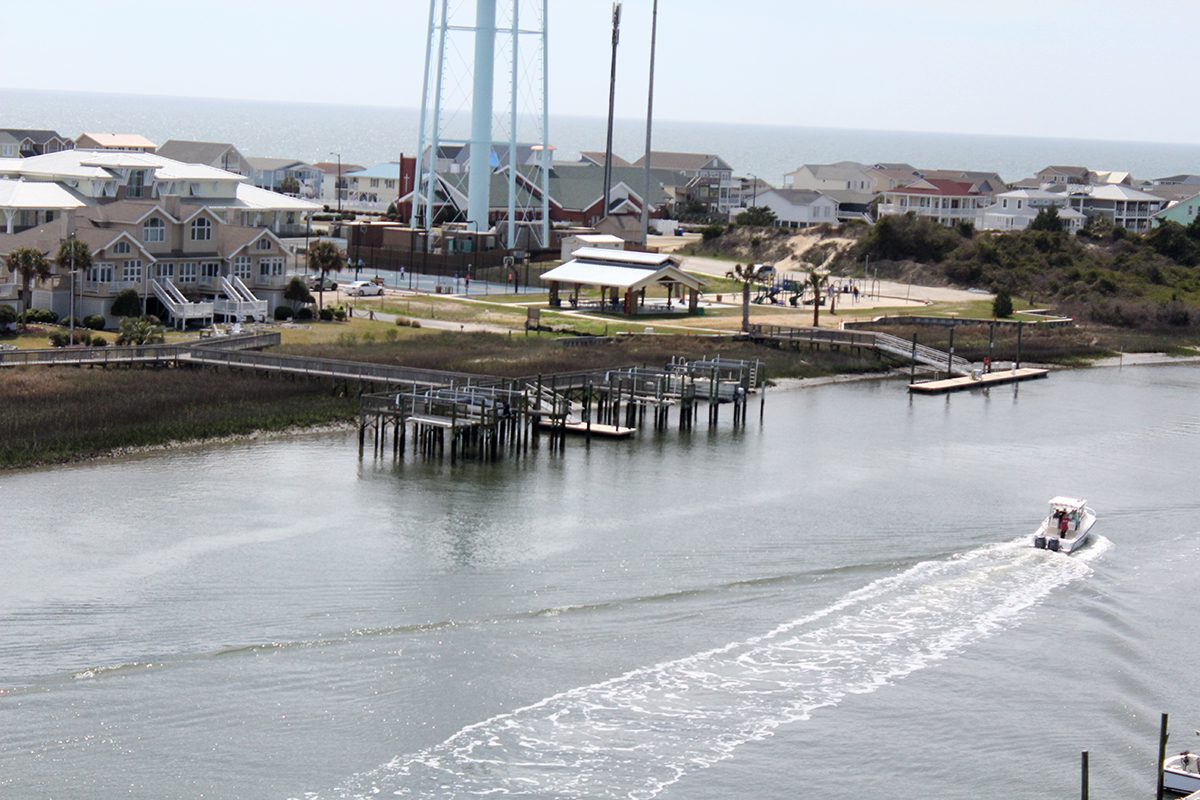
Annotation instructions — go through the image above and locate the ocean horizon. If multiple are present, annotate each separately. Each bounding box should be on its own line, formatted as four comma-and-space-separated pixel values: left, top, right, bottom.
2, 86, 1199, 186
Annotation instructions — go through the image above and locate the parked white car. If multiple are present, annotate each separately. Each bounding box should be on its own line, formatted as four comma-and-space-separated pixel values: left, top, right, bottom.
345, 280, 385, 297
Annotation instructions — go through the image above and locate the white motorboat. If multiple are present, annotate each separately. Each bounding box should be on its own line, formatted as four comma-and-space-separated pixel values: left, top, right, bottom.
1031, 496, 1097, 554
1163, 750, 1200, 795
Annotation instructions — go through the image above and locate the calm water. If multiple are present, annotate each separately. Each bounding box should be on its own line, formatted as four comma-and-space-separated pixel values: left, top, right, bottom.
2, 364, 1199, 798
3, 87, 1200, 184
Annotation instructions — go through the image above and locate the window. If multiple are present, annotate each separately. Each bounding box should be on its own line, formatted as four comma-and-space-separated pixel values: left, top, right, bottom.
154, 262, 174, 279
369, 178, 380, 188
258, 257, 284, 277
201, 262, 220, 279
234, 256, 251, 280
178, 263, 197, 283
143, 217, 165, 242
127, 169, 145, 198
191, 217, 212, 241
113, 240, 132, 255
88, 263, 114, 283
256, 237, 273, 251
385, 179, 396, 190
122, 259, 142, 282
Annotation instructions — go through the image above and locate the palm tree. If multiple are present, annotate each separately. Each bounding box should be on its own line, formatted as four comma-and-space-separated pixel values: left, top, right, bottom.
56, 238, 92, 336
725, 262, 772, 333
806, 269, 829, 328
6, 247, 52, 317
307, 239, 345, 311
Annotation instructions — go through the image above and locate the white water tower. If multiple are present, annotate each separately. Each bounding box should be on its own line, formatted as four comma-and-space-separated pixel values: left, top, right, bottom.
413, 0, 550, 249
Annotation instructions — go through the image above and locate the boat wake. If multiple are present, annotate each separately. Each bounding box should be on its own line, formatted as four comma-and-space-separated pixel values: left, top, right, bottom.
305, 536, 1110, 800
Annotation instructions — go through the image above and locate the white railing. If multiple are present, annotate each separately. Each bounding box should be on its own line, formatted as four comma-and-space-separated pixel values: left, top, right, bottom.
216, 276, 268, 321
151, 278, 214, 328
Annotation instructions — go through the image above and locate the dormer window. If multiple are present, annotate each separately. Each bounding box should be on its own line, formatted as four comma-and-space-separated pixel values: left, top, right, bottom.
113, 240, 132, 254
256, 237, 273, 250
191, 217, 212, 241
143, 217, 165, 243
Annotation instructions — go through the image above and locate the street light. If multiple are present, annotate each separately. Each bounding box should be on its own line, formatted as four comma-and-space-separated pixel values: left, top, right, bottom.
329, 151, 342, 216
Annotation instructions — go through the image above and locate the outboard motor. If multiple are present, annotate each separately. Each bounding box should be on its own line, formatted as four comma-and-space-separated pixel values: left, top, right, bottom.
1046, 538, 1060, 552
1034, 535, 1046, 549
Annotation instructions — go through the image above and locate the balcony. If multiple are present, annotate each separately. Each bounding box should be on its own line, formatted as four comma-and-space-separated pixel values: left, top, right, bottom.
0, 283, 18, 301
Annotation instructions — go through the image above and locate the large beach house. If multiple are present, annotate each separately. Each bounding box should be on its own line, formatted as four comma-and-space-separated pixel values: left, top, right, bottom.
0, 149, 318, 323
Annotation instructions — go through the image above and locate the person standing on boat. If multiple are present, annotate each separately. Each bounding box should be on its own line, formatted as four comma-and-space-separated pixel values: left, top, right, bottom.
1058, 512, 1070, 537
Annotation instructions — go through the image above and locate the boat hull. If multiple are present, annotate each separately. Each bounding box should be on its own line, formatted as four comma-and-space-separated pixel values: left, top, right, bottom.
1163, 753, 1200, 794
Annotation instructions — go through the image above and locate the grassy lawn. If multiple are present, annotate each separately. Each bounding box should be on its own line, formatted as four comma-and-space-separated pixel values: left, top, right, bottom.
276, 317, 422, 346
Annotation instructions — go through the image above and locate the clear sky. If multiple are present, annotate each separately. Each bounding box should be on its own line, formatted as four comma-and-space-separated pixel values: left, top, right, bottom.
2, 0, 1196, 144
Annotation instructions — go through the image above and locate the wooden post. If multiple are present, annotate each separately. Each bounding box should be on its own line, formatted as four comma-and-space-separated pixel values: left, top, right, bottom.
1081, 751, 1088, 800
1016, 320, 1023, 370
910, 332, 918, 385
988, 321, 995, 371
1157, 712, 1168, 800
946, 326, 955, 376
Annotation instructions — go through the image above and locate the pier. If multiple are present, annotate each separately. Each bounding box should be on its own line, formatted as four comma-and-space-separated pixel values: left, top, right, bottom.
356, 355, 765, 464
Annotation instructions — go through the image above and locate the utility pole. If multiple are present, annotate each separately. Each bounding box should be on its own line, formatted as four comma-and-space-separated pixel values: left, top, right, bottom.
638, 0, 659, 244
602, 2, 621, 220
330, 151, 342, 216
67, 231, 75, 344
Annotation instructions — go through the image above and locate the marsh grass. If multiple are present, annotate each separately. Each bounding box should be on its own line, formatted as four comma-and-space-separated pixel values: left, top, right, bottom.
277, 331, 888, 380
0, 367, 357, 469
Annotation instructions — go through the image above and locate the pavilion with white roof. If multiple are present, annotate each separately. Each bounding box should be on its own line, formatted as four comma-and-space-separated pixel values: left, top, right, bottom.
0, 178, 85, 233
540, 246, 704, 315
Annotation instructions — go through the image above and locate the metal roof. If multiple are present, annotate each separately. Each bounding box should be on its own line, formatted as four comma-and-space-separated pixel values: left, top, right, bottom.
0, 178, 86, 210
540, 260, 702, 291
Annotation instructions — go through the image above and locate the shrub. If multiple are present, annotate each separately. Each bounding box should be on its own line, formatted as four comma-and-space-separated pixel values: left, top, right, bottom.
110, 288, 142, 318
273, 306, 294, 321
700, 225, 724, 242
332, 307, 347, 321
23, 308, 59, 324
319, 307, 334, 321
83, 314, 107, 330
384, 327, 399, 343
49, 332, 68, 347
295, 307, 314, 321
0, 304, 16, 327
60, 317, 82, 330
992, 290, 1013, 318
92, 337, 108, 347
335, 332, 359, 346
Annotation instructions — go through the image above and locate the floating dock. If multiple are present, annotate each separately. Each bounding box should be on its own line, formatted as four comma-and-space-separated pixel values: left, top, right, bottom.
539, 420, 635, 438
909, 367, 1049, 394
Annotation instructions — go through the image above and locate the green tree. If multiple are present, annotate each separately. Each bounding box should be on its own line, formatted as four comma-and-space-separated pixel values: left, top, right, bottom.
5, 247, 52, 315
307, 240, 345, 311
55, 238, 92, 274
1188, 211, 1200, 241
725, 262, 773, 333
279, 175, 301, 195
114, 315, 165, 346
734, 206, 777, 227
992, 289, 1014, 318
1028, 206, 1064, 233
284, 276, 315, 311
0, 303, 17, 330
806, 269, 830, 328
110, 288, 143, 318
1146, 220, 1200, 266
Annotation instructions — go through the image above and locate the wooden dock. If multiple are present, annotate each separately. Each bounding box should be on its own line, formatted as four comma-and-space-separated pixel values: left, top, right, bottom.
909, 367, 1049, 394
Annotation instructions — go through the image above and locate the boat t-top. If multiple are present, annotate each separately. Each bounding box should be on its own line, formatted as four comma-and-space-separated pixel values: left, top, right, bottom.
1031, 496, 1097, 554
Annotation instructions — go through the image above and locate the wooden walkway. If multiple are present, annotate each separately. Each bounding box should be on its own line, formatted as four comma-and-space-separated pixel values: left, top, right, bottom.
909, 367, 1049, 394
748, 324, 972, 375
